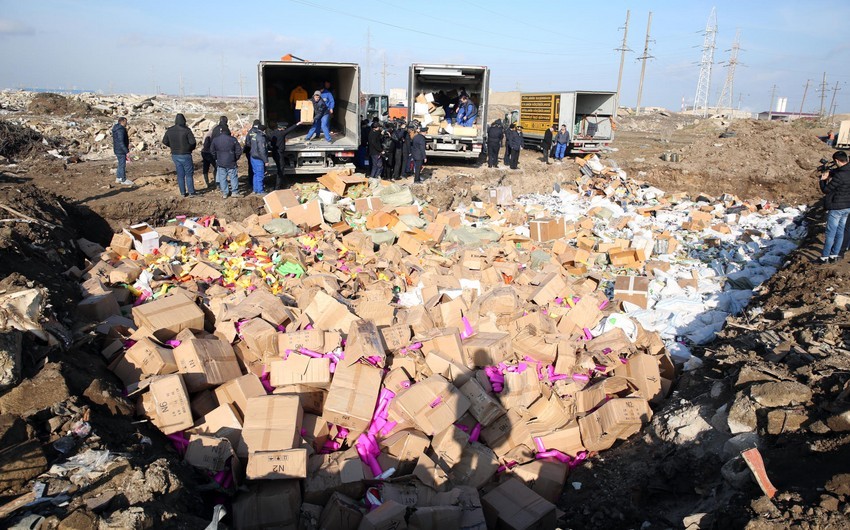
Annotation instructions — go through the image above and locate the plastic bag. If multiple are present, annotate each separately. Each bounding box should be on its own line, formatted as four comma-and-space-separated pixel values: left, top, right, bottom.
263, 218, 299, 237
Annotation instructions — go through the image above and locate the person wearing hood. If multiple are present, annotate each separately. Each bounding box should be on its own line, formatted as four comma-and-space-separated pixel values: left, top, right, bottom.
200, 127, 216, 189
211, 116, 229, 139
486, 119, 503, 168
245, 120, 269, 194
111, 117, 134, 186
162, 113, 197, 197
210, 126, 242, 198
269, 121, 303, 189
506, 123, 522, 170
542, 124, 555, 164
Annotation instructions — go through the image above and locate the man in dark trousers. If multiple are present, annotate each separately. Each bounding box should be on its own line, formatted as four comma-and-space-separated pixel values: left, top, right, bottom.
506, 123, 522, 170
200, 127, 216, 189
368, 121, 384, 178
381, 123, 396, 179
111, 116, 134, 186
392, 119, 408, 180
269, 121, 302, 189
162, 113, 197, 197
244, 120, 268, 194
210, 126, 242, 198
486, 119, 503, 168
305, 90, 332, 143
542, 125, 555, 164
554, 124, 570, 162
409, 125, 426, 183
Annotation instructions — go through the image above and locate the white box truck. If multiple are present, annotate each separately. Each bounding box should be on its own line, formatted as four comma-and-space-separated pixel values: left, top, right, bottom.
519, 91, 616, 154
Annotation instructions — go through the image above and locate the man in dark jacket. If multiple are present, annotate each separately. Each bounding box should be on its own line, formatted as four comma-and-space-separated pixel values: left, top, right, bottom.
162, 113, 197, 197
111, 117, 134, 186
305, 90, 332, 143
381, 123, 396, 179
392, 120, 408, 180
211, 116, 229, 138
506, 123, 522, 170
245, 120, 268, 194
368, 122, 384, 178
819, 151, 850, 262
542, 125, 555, 164
210, 126, 242, 198
200, 128, 216, 189
269, 121, 302, 189
409, 125, 427, 183
486, 120, 503, 168
456, 94, 478, 127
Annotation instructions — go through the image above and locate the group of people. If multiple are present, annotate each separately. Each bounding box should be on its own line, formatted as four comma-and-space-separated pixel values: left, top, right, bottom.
364, 117, 427, 183
485, 120, 525, 169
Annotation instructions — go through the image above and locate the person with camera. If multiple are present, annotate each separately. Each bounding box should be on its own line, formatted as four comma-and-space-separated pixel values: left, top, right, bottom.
819, 150, 850, 263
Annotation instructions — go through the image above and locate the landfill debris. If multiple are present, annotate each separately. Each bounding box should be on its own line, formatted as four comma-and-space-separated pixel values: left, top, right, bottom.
63, 152, 811, 526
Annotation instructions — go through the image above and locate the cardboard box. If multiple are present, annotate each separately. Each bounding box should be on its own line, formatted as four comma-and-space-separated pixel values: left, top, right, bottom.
317, 171, 367, 196
124, 337, 177, 378
109, 232, 134, 255
557, 295, 603, 336
269, 354, 331, 388
232, 480, 301, 530
286, 199, 323, 229
510, 459, 569, 504
500, 369, 541, 409
148, 374, 193, 435
392, 375, 471, 436
413, 452, 450, 491
246, 448, 308, 479
512, 325, 557, 364
459, 379, 506, 426
482, 478, 556, 530
274, 384, 327, 416
78, 293, 121, 322
303, 447, 370, 505
319, 492, 364, 530
425, 350, 474, 387
123, 223, 160, 255
240, 395, 303, 454
173, 338, 242, 393
450, 442, 500, 489
214, 374, 267, 419
263, 189, 300, 217
431, 424, 469, 470
354, 196, 384, 213
452, 125, 477, 137
419, 328, 466, 368
304, 291, 360, 333
193, 402, 242, 449
380, 324, 412, 351
131, 292, 205, 341
529, 273, 567, 306
378, 429, 431, 473
409, 506, 462, 528
615, 352, 664, 403
184, 434, 234, 473
435, 211, 461, 228
534, 422, 585, 456
578, 397, 651, 451
529, 218, 561, 242
277, 328, 325, 354
359, 499, 407, 530
322, 361, 382, 432
462, 332, 512, 367
480, 409, 534, 460
614, 275, 650, 309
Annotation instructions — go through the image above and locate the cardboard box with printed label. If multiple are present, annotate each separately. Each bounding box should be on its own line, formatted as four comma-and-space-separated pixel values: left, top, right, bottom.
322, 361, 382, 432
459, 378, 506, 426
482, 478, 557, 530
184, 434, 235, 473
392, 374, 471, 436
509, 459, 569, 504
534, 421, 585, 456
359, 499, 407, 530
354, 196, 384, 213
173, 338, 242, 393
147, 374, 193, 435
462, 331, 512, 367
239, 395, 303, 455
246, 447, 308, 480
120, 336, 178, 381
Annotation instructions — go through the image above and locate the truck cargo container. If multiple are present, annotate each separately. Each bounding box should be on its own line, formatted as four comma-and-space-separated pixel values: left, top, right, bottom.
258, 61, 360, 174
519, 91, 616, 154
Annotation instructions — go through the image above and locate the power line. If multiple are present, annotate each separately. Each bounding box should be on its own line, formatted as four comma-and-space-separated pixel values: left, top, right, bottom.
693, 7, 717, 117
635, 12, 654, 115
286, 0, 581, 56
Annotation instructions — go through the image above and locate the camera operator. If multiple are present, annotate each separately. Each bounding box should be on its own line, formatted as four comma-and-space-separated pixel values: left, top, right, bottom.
819, 150, 850, 263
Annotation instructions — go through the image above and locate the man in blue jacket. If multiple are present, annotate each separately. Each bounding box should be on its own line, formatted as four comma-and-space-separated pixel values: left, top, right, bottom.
456, 94, 478, 127
305, 90, 332, 143
111, 117, 134, 186
245, 120, 268, 194
162, 113, 197, 197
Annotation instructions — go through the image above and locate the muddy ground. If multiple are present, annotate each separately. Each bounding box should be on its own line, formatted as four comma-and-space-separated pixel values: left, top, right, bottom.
0, 92, 847, 529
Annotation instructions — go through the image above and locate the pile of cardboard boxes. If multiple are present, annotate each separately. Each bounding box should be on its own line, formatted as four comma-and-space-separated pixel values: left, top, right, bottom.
71, 161, 803, 528
412, 92, 477, 137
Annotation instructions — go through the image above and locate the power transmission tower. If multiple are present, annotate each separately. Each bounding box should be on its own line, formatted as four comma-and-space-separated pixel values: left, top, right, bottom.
364, 28, 377, 94
716, 29, 742, 112
380, 52, 394, 95
818, 72, 828, 117
828, 81, 841, 123
614, 10, 631, 112
179, 72, 185, 98
635, 11, 653, 115
768, 84, 777, 119
798, 79, 810, 118
237, 73, 246, 98
693, 7, 717, 117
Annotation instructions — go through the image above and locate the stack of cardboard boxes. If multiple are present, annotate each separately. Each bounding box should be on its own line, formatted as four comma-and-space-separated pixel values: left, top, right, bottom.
412, 91, 478, 137
72, 160, 800, 528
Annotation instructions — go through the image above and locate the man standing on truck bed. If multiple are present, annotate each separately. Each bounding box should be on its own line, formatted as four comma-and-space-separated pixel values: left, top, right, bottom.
162, 113, 197, 197
456, 94, 478, 127
305, 90, 332, 143
245, 120, 269, 194
486, 119, 503, 168
269, 121, 302, 189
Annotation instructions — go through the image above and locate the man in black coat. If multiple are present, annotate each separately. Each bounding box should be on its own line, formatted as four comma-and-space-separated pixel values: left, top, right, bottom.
368, 122, 384, 178
111, 117, 134, 186
486, 120, 503, 168
820, 151, 850, 262
162, 113, 197, 197
542, 125, 555, 164
211, 116, 229, 138
210, 126, 242, 198
391, 120, 408, 180
506, 123, 522, 170
200, 129, 216, 189
409, 125, 427, 183
269, 121, 302, 189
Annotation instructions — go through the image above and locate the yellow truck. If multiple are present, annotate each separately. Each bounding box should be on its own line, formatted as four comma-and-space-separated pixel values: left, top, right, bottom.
518, 91, 616, 154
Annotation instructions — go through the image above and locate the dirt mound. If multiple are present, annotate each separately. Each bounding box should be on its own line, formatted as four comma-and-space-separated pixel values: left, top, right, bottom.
0, 120, 46, 161
27, 92, 100, 118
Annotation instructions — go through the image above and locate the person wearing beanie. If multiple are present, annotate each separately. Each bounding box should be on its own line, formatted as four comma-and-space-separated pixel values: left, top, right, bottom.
210, 125, 242, 198
304, 90, 332, 143
162, 113, 198, 197
244, 119, 269, 194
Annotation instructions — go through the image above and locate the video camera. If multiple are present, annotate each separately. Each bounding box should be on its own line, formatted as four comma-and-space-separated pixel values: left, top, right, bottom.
818, 158, 837, 173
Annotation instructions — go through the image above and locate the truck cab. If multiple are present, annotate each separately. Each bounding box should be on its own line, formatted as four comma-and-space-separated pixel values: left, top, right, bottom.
361, 94, 389, 123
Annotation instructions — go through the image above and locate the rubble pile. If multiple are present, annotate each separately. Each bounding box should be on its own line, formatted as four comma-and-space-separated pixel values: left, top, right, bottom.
0, 90, 256, 161
57, 156, 806, 527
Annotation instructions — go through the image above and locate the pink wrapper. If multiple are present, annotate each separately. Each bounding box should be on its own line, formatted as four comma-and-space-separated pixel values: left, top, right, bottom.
460, 316, 475, 340
469, 423, 482, 443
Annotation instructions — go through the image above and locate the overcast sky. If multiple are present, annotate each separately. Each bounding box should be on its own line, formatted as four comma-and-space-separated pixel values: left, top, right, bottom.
1, 0, 848, 113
